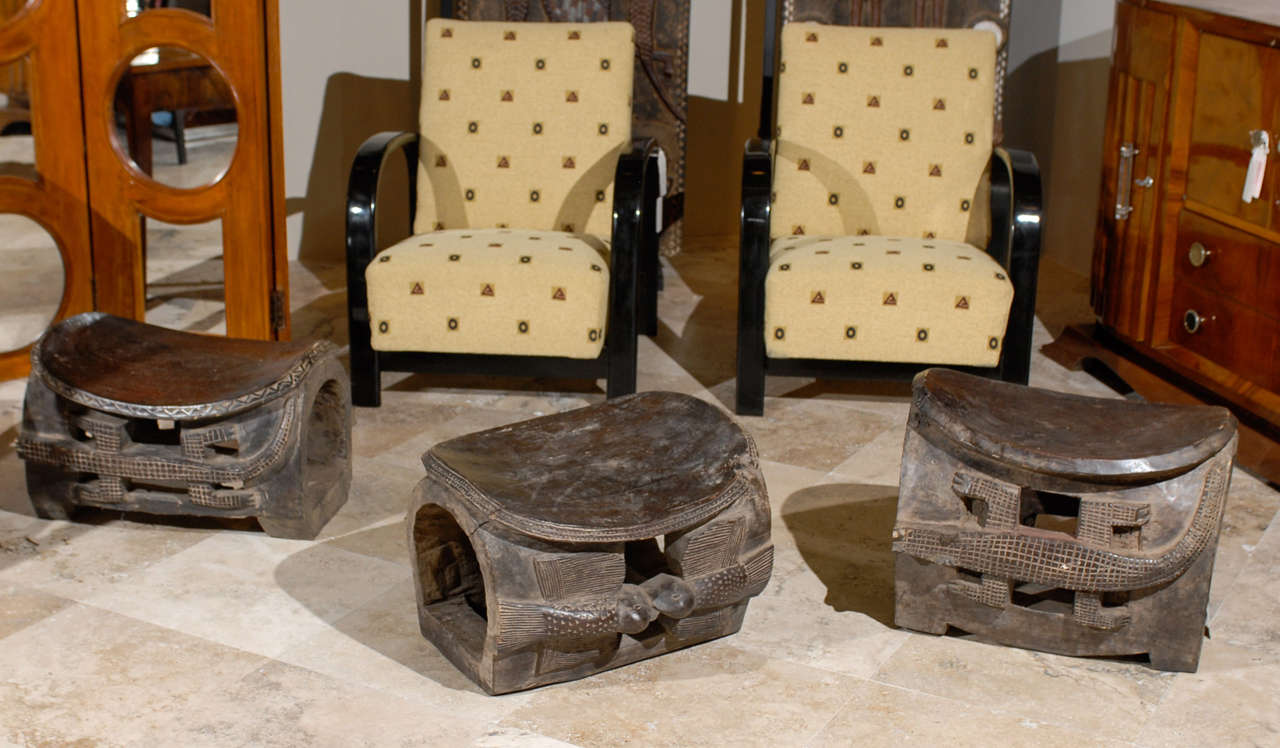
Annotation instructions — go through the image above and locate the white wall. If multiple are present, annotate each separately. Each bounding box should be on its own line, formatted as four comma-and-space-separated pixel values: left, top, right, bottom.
278, 0, 424, 261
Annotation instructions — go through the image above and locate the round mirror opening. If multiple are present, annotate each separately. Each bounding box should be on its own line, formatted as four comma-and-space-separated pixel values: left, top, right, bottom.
0, 213, 64, 352
112, 46, 236, 189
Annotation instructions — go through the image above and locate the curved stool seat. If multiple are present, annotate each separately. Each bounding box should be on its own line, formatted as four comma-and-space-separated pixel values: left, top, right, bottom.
19, 313, 351, 539
35, 312, 321, 418
409, 392, 773, 694
894, 368, 1237, 672
912, 367, 1235, 483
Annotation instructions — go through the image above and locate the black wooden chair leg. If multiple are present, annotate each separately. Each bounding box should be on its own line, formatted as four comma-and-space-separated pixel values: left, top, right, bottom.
350, 347, 382, 408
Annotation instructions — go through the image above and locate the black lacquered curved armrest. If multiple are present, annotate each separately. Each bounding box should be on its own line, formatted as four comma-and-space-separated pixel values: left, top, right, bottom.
737, 137, 773, 379
606, 138, 660, 394
346, 130, 419, 275
346, 131, 419, 304
989, 146, 1043, 384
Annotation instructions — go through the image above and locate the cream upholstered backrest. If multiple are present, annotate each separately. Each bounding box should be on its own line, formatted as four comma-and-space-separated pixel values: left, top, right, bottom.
770, 24, 996, 243
413, 19, 634, 238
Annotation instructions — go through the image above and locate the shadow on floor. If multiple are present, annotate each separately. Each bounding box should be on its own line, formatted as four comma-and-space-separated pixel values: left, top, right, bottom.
780, 481, 900, 627
273, 525, 486, 695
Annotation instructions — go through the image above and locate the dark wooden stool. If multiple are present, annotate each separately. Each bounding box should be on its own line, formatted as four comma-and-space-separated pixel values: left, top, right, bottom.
893, 368, 1237, 672
408, 391, 773, 694
18, 313, 351, 540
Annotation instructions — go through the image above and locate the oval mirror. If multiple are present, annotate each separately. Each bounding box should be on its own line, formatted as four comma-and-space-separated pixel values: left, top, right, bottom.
112, 46, 236, 189
0, 213, 64, 352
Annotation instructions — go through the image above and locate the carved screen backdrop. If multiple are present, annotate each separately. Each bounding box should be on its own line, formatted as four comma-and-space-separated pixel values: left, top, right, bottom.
781, 0, 1011, 142
449, 0, 690, 256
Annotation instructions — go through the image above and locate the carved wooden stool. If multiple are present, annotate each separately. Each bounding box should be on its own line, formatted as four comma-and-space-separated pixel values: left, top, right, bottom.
19, 313, 351, 540
408, 391, 773, 694
893, 368, 1237, 672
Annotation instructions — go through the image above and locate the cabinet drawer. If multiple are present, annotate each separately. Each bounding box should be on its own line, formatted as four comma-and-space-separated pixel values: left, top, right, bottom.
1168, 280, 1280, 391
1174, 210, 1280, 320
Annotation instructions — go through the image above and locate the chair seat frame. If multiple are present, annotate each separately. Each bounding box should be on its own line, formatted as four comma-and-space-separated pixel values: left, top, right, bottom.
735, 137, 1043, 415
346, 132, 661, 407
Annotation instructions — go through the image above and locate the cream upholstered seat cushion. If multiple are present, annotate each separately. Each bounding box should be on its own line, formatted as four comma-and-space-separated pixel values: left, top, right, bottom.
367, 229, 610, 359
770, 25, 996, 243
764, 236, 1013, 366
414, 19, 634, 237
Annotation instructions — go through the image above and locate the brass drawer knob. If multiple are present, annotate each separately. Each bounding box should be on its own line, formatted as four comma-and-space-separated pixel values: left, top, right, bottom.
1183, 309, 1207, 334
1188, 241, 1211, 267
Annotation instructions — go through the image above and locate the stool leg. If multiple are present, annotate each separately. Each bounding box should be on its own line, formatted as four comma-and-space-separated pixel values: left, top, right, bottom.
25, 465, 73, 520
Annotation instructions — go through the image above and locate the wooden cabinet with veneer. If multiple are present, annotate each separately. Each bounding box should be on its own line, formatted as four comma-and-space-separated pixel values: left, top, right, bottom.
1093, 0, 1280, 434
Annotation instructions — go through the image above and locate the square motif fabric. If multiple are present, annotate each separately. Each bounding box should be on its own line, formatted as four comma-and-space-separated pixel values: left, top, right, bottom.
367, 229, 610, 358
764, 235, 1013, 365
414, 19, 634, 238
770, 24, 996, 243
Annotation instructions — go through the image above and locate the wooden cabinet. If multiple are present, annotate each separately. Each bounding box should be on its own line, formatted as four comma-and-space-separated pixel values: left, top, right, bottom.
1093, 0, 1280, 430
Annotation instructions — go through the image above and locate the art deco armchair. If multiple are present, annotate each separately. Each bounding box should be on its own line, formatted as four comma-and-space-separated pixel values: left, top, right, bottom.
347, 19, 661, 407
736, 24, 1042, 415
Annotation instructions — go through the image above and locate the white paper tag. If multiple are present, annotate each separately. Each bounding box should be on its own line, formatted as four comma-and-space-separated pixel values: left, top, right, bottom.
1243, 130, 1269, 204
655, 148, 668, 232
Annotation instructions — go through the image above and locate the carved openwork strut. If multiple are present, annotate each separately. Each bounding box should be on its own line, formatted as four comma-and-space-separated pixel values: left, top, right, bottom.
893, 461, 1229, 594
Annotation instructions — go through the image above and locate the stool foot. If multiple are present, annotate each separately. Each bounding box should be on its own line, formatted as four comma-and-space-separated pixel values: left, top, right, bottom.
258, 514, 325, 540
1149, 643, 1203, 673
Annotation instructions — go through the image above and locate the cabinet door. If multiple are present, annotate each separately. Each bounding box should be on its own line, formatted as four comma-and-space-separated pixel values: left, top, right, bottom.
1091, 2, 1176, 341
77, 1, 289, 340
0, 0, 95, 380
1185, 32, 1280, 230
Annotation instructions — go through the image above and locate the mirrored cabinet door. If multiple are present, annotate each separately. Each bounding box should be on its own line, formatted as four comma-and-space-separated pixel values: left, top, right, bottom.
0, 0, 95, 380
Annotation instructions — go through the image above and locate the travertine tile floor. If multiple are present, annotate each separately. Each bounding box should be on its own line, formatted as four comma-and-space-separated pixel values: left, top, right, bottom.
1, 238, 1278, 746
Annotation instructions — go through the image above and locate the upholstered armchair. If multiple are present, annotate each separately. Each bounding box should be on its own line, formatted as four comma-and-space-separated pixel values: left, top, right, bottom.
347, 19, 660, 407
736, 24, 1042, 415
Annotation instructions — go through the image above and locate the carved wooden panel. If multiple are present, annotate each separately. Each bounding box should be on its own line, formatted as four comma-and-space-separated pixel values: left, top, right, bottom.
448, 0, 689, 255
780, 0, 1012, 142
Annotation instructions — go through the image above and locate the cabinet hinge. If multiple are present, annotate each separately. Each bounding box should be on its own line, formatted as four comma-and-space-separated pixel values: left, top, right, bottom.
269, 290, 287, 332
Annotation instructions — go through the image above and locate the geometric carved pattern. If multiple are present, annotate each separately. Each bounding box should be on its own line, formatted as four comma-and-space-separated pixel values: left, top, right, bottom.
19, 314, 352, 540
408, 391, 773, 693
534, 553, 626, 599
895, 461, 1230, 592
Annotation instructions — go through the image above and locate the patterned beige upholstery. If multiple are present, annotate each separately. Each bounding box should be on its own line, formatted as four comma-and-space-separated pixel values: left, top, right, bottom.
367, 19, 633, 359
764, 235, 1012, 364
413, 18, 633, 237
368, 229, 610, 358
766, 24, 1011, 365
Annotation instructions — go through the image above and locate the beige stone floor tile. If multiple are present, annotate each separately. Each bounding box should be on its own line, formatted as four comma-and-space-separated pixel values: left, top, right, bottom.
79, 532, 408, 660
498, 641, 860, 747
0, 602, 268, 747
276, 578, 533, 721
1137, 640, 1280, 747
0, 517, 218, 603
872, 633, 1175, 743
1207, 468, 1280, 619
1206, 515, 1280, 655
777, 480, 900, 628
810, 679, 1132, 747
731, 589, 909, 681
326, 517, 412, 565
736, 398, 900, 473
828, 427, 908, 487
473, 727, 582, 747
372, 406, 544, 473
311, 458, 423, 542
0, 586, 73, 639
155, 659, 497, 747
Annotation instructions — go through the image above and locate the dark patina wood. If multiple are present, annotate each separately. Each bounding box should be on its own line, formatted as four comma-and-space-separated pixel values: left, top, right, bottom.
408, 391, 773, 694
18, 313, 351, 540
448, 0, 689, 255
893, 368, 1237, 672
